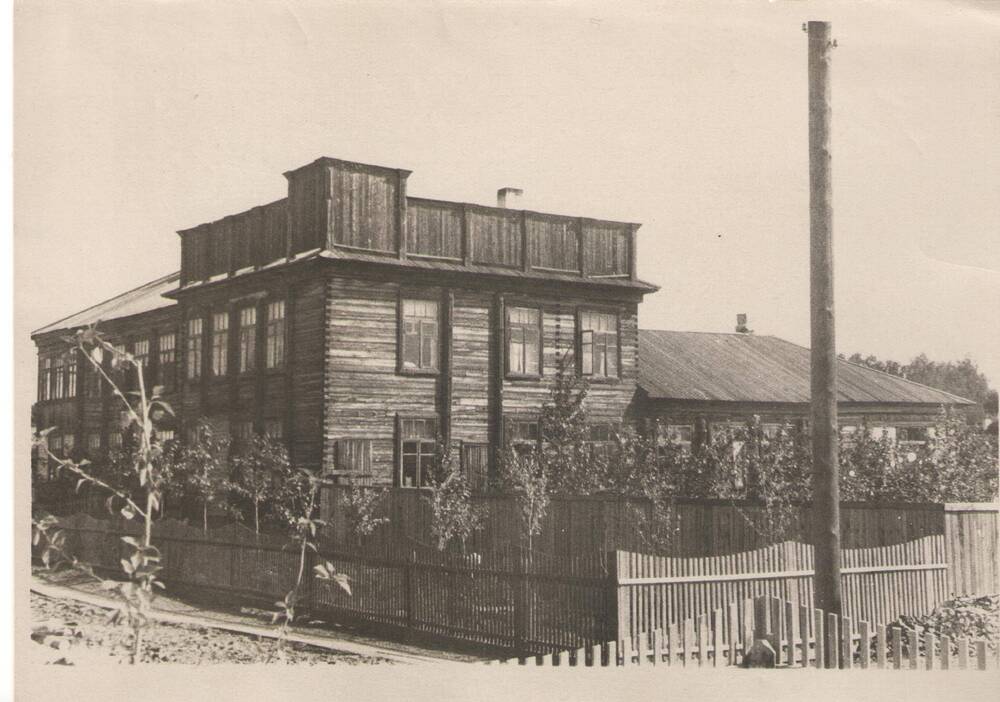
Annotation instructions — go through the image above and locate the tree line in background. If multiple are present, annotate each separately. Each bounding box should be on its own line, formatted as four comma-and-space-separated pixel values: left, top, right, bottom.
842, 351, 998, 424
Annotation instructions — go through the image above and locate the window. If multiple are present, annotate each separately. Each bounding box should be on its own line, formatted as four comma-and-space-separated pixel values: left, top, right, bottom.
109, 432, 122, 450
507, 418, 540, 456
211, 311, 229, 377
661, 424, 694, 451
65, 352, 77, 398
840, 425, 859, 449
186, 318, 203, 379
587, 423, 617, 461
231, 420, 254, 451
63, 434, 75, 455
400, 299, 438, 372
579, 311, 618, 378
239, 306, 257, 373
87, 433, 101, 452
158, 332, 176, 386
134, 338, 150, 369
506, 307, 542, 377
399, 417, 437, 487
263, 419, 284, 440
39, 357, 51, 401
897, 427, 928, 445
53, 355, 64, 399
156, 428, 176, 444
870, 426, 897, 442
266, 300, 286, 369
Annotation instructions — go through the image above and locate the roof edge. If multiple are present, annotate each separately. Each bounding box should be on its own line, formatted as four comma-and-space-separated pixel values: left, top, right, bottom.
31, 271, 180, 338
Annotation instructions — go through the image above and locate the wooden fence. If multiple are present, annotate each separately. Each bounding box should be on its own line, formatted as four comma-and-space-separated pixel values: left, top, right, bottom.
495, 594, 999, 671
611, 537, 949, 646
43, 513, 610, 654
945, 503, 999, 597
320, 488, 950, 557
321, 488, 998, 597
40, 510, 987, 657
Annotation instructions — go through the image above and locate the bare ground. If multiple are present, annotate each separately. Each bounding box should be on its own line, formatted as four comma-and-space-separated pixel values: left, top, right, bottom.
30, 591, 389, 665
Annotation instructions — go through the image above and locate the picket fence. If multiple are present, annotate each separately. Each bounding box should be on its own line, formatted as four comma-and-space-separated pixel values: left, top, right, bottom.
42, 513, 610, 654
611, 536, 950, 646
495, 594, 999, 671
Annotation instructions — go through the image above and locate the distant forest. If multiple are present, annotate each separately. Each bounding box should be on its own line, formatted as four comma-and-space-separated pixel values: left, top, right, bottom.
841, 352, 998, 418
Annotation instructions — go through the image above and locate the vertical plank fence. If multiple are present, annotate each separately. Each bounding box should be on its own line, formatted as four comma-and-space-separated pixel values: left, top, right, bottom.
496, 594, 999, 671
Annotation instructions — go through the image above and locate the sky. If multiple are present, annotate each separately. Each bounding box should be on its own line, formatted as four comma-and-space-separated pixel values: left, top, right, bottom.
13, 0, 1000, 425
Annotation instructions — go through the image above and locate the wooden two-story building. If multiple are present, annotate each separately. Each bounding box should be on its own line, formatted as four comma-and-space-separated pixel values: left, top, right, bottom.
32, 157, 657, 488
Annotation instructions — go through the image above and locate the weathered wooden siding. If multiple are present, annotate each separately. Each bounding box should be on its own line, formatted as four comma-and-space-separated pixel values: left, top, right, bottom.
328, 167, 400, 253
502, 297, 638, 424
468, 206, 522, 267
179, 199, 289, 287
322, 275, 640, 484
286, 163, 328, 255
405, 199, 463, 260
944, 503, 999, 597
288, 277, 327, 469
451, 291, 491, 445
583, 222, 630, 276
259, 199, 288, 264
324, 275, 439, 482
173, 270, 326, 469
527, 215, 579, 272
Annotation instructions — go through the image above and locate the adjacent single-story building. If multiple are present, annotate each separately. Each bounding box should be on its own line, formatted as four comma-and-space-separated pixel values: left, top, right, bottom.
630, 329, 976, 448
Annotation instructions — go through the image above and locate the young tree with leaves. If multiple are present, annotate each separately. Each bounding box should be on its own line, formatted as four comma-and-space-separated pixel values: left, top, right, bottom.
230, 432, 289, 534
33, 325, 172, 663
425, 449, 482, 552
177, 420, 234, 533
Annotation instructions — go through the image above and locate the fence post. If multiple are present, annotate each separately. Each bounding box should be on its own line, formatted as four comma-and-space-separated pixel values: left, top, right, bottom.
607, 551, 627, 646
513, 546, 529, 654
404, 548, 416, 631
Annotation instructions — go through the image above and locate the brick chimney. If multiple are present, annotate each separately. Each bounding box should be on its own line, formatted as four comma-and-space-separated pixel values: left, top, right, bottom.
496, 187, 523, 208
735, 314, 752, 334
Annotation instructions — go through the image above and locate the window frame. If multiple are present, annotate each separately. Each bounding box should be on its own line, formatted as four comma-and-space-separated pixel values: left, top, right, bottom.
397, 295, 440, 376
576, 307, 622, 381
238, 305, 257, 373
64, 350, 78, 398
39, 356, 52, 401
505, 305, 544, 380
53, 354, 65, 399
265, 299, 286, 370
157, 331, 177, 387
395, 414, 439, 488
210, 310, 230, 378
505, 415, 541, 456
186, 316, 204, 380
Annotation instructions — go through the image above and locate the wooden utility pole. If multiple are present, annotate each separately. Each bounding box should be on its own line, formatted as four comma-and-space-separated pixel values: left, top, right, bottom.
807, 20, 843, 626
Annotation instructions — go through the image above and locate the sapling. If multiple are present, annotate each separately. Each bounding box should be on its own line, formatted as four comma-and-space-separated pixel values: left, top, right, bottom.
33, 325, 171, 663
425, 448, 482, 552
231, 432, 289, 534
267, 469, 351, 662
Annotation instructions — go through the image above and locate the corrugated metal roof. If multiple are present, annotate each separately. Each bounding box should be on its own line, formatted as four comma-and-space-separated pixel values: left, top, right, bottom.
32, 272, 179, 337
638, 330, 974, 405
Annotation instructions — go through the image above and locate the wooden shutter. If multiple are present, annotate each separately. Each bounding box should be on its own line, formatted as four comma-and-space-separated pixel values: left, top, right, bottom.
461, 443, 490, 493
333, 439, 373, 483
